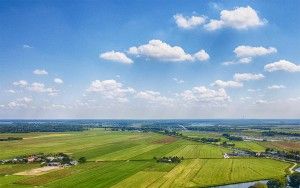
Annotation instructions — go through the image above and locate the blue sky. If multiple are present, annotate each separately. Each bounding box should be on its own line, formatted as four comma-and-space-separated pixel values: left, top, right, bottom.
1, 0, 300, 119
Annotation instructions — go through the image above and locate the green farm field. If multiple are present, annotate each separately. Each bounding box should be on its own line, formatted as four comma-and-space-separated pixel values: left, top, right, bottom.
259, 140, 300, 152
232, 141, 266, 152
0, 129, 293, 187
180, 130, 267, 152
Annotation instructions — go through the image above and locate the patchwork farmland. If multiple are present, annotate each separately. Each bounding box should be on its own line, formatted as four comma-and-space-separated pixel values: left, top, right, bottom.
0, 129, 294, 187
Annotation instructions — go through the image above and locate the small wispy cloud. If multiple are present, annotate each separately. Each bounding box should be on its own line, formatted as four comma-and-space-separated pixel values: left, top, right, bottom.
33, 69, 48, 75
23, 44, 33, 49
173, 78, 184, 84
222, 57, 252, 66
267, 85, 286, 90
54, 78, 64, 84
173, 14, 206, 29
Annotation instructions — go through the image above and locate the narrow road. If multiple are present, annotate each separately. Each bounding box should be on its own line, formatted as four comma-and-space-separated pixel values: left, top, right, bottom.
289, 162, 297, 173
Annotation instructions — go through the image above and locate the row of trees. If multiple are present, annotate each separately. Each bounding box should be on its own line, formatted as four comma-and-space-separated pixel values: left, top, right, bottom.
222, 133, 243, 141
200, 137, 221, 143
221, 141, 235, 147
0, 137, 23, 141
186, 126, 244, 133
262, 131, 300, 137
78, 157, 86, 163
0, 124, 87, 133
154, 156, 183, 163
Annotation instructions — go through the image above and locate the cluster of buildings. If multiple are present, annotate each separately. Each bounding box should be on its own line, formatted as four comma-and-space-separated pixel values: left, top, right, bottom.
224, 149, 259, 158
0, 153, 78, 167
223, 148, 300, 163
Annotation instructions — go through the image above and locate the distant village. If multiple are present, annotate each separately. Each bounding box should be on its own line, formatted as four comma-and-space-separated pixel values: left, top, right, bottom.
223, 148, 300, 163
0, 153, 80, 167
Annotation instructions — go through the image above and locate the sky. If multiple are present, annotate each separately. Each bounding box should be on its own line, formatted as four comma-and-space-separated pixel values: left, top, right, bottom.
1, 0, 300, 119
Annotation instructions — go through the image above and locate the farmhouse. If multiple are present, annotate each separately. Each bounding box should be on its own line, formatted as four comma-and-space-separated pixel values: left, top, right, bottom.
27, 156, 35, 163
48, 162, 60, 166
46, 156, 55, 161
70, 160, 78, 166
223, 153, 230, 159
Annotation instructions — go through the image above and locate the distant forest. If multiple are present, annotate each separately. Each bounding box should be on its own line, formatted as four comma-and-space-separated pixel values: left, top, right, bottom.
0, 119, 300, 134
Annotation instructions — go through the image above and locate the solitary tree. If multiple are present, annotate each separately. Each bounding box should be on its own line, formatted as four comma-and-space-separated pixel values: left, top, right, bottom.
78, 157, 87, 163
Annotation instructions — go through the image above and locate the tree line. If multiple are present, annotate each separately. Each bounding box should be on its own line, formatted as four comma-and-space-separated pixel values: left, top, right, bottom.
0, 124, 87, 133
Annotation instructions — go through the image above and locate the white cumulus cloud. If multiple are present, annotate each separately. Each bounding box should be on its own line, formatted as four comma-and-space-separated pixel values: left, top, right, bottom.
234, 73, 264, 82
268, 85, 286, 90
173, 14, 206, 29
7, 97, 32, 109
234, 45, 277, 58
54, 78, 64, 84
194, 50, 210, 61
128, 39, 209, 62
135, 90, 173, 104
12, 80, 57, 95
180, 86, 230, 103
211, 80, 243, 88
204, 6, 266, 31
33, 69, 48, 75
100, 51, 133, 64
87, 79, 135, 102
264, 60, 300, 72
13, 80, 28, 87
27, 82, 56, 93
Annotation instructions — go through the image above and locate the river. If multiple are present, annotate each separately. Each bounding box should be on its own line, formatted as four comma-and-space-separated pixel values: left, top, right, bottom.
214, 180, 268, 188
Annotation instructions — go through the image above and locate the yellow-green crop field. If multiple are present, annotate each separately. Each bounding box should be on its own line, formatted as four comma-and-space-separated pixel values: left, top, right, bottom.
0, 129, 293, 187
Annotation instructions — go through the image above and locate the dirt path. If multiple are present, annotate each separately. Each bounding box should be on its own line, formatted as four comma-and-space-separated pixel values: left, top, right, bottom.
289, 162, 297, 173
14, 166, 62, 176
23, 133, 71, 140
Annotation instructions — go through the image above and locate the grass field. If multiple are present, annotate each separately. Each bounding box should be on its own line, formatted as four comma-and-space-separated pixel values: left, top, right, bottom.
0, 129, 228, 161
233, 141, 266, 152
0, 164, 41, 188
180, 131, 223, 139
260, 140, 300, 151
167, 144, 229, 158
0, 129, 164, 160
179, 130, 269, 153
14, 159, 291, 188
0, 129, 293, 187
144, 158, 290, 188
